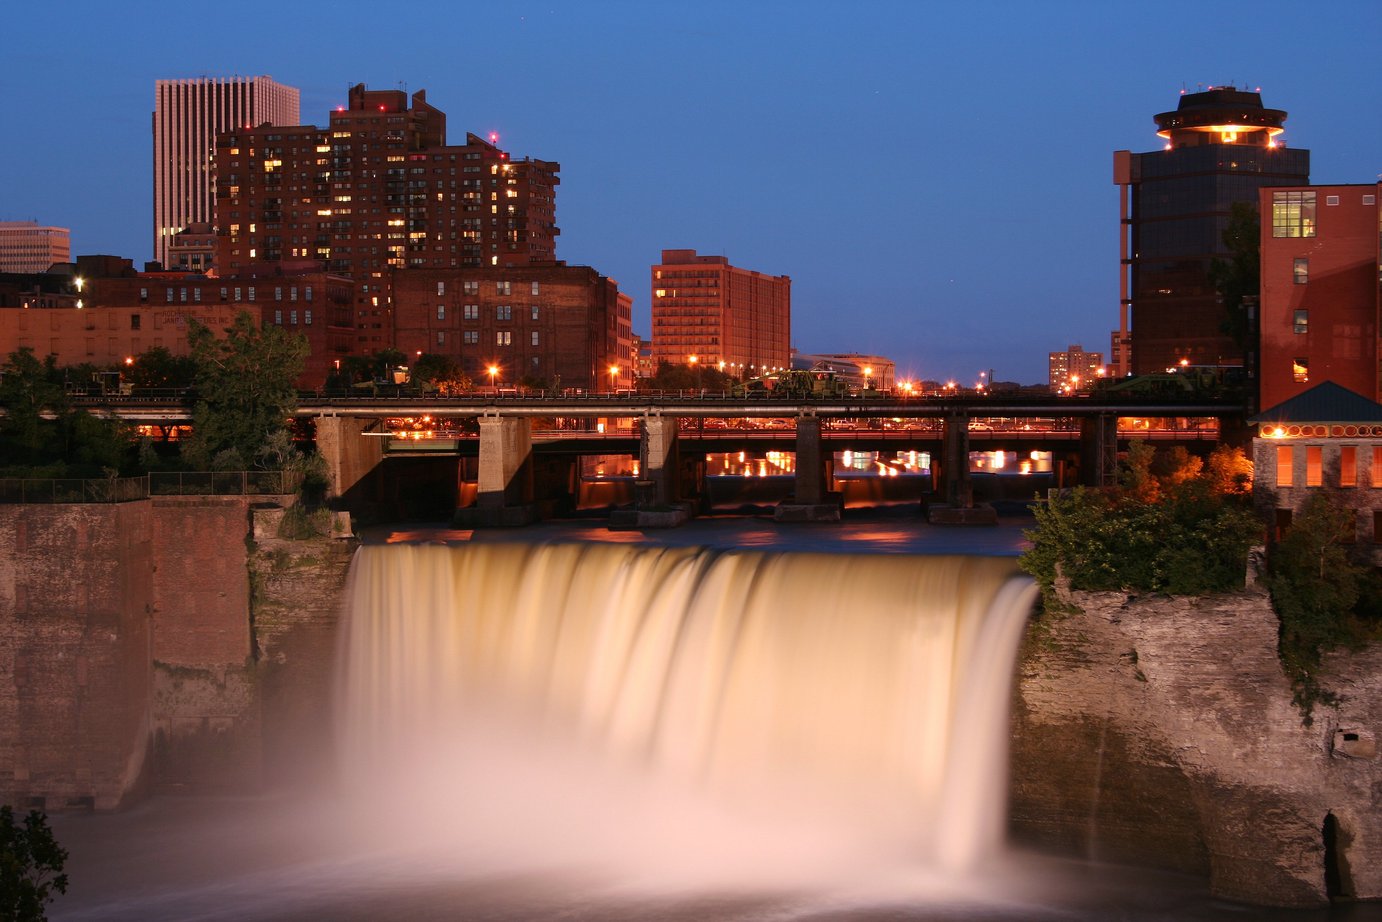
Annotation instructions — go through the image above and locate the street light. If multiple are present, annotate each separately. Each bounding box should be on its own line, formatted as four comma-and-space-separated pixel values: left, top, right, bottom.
863, 366, 873, 390
609, 364, 619, 392
488, 364, 499, 390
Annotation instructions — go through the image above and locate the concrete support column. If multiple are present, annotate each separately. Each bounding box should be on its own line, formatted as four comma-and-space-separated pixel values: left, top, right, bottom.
941, 412, 972, 508
314, 416, 383, 499
794, 416, 826, 505
476, 415, 533, 510
639, 415, 680, 508
1080, 413, 1119, 488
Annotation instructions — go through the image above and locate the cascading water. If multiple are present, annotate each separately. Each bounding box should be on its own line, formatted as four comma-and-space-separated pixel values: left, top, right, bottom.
336, 541, 1036, 890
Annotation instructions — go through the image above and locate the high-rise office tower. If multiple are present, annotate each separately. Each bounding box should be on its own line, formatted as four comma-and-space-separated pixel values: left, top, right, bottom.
154, 76, 299, 268
214, 84, 560, 351
1113, 87, 1308, 376
650, 249, 790, 375
0, 221, 70, 272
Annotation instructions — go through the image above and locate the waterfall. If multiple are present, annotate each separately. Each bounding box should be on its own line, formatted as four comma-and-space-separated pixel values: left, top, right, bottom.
337, 542, 1035, 885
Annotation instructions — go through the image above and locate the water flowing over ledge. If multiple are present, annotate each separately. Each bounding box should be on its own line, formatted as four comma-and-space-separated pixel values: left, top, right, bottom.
337, 542, 1036, 886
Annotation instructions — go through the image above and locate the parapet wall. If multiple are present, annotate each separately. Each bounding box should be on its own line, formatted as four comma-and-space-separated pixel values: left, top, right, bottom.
1011, 583, 1382, 907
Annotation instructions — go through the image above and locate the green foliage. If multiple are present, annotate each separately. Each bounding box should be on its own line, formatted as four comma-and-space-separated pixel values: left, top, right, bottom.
185, 312, 308, 471
410, 353, 471, 395
124, 346, 196, 390
0, 805, 68, 921
1021, 443, 1262, 596
0, 349, 140, 477
1266, 493, 1382, 722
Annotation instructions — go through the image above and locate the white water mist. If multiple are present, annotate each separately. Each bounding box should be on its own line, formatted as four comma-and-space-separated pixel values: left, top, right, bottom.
336, 542, 1035, 889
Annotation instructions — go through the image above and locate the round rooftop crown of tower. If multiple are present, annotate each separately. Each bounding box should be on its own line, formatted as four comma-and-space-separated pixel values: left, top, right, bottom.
1154, 86, 1287, 147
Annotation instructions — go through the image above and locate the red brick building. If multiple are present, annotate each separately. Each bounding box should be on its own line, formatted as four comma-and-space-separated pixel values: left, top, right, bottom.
1259, 182, 1380, 410
0, 258, 354, 387
650, 249, 790, 376
214, 84, 559, 355
391, 265, 631, 391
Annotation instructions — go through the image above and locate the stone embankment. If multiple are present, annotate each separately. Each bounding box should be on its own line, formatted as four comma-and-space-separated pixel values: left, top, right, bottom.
1011, 579, 1382, 907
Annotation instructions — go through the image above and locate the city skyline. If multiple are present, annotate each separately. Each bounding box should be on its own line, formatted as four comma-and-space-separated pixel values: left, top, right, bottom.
3, 0, 1379, 384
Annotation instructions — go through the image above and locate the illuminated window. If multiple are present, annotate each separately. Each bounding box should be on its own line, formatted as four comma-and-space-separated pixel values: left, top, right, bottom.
497, 281, 511, 295
531, 281, 540, 296
1293, 258, 1308, 284
1272, 191, 1316, 238
497, 331, 511, 346
464, 280, 479, 295
437, 305, 446, 320
463, 304, 478, 320
1292, 358, 1309, 383
1306, 446, 1322, 487
1293, 310, 1308, 334
436, 281, 445, 296
1276, 446, 1293, 487
1341, 446, 1357, 487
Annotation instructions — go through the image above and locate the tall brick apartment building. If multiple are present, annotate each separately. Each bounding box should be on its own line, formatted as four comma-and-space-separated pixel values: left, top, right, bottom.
650, 249, 790, 376
214, 84, 560, 354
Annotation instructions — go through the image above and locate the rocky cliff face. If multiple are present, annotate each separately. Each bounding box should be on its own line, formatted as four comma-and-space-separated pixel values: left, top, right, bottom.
1011, 581, 1382, 907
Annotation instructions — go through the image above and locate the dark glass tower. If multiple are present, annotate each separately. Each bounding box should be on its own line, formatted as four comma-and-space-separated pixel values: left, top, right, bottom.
1114, 87, 1309, 375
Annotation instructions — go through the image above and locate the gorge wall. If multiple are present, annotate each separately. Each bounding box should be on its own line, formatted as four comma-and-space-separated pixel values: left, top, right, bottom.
1, 503, 1379, 908
1010, 580, 1382, 906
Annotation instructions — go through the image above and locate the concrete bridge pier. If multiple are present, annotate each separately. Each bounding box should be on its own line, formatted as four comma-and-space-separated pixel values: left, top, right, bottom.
456, 414, 537, 526
315, 415, 383, 502
775, 415, 841, 522
930, 410, 996, 525
614, 414, 690, 528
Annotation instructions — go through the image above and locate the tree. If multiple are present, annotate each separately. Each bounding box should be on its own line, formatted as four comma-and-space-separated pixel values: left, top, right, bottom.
0, 349, 68, 465
1209, 201, 1260, 354
185, 312, 308, 470
0, 805, 68, 921
410, 353, 471, 395
124, 347, 196, 391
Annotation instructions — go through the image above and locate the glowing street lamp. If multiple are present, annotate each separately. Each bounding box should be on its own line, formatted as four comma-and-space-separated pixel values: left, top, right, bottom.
608, 364, 619, 392
487, 364, 499, 390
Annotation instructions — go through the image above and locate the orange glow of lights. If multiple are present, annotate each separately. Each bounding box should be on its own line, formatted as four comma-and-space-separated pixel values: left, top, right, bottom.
124, 356, 134, 366
1156, 123, 1284, 140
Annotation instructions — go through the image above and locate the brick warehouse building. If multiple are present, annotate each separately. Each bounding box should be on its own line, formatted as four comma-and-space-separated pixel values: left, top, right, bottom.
1113, 87, 1309, 376
650, 249, 790, 376
0, 257, 354, 386
391, 265, 632, 390
1258, 182, 1380, 411
213, 84, 559, 356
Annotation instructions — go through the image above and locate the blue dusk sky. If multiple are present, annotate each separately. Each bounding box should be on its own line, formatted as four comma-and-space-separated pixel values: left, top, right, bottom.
3, 0, 1379, 385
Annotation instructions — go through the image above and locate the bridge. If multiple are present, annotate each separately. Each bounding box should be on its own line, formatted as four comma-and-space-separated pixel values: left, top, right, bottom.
64, 390, 1245, 525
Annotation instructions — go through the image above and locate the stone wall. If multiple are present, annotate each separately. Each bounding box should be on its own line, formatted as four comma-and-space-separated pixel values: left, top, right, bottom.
0, 499, 357, 807
1012, 582, 1382, 907
0, 503, 154, 811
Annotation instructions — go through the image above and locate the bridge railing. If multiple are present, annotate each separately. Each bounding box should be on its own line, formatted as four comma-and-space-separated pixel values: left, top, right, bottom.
0, 471, 301, 504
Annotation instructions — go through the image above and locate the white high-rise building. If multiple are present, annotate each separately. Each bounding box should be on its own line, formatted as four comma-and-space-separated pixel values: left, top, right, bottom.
0, 221, 70, 273
153, 76, 299, 269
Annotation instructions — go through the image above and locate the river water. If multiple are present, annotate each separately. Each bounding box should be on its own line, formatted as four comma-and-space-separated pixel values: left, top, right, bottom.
45, 509, 1382, 921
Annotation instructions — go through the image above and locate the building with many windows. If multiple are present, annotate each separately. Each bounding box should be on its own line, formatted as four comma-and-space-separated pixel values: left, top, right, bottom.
154, 76, 299, 269
213, 84, 560, 354
0, 221, 70, 273
650, 249, 789, 376
1258, 183, 1380, 411
390, 265, 631, 392
1048, 344, 1104, 393
1113, 87, 1309, 376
